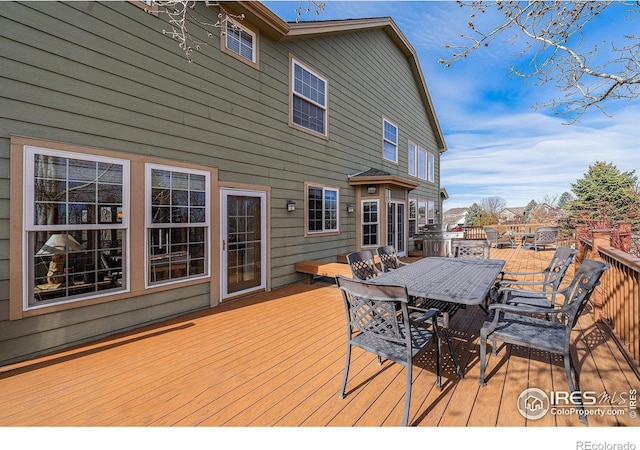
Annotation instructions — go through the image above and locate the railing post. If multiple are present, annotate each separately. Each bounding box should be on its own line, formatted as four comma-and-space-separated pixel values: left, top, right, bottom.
590, 228, 613, 320
574, 224, 589, 265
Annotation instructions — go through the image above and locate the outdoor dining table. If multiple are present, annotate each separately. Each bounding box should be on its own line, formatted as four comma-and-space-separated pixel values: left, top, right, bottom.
368, 256, 505, 306
367, 256, 506, 378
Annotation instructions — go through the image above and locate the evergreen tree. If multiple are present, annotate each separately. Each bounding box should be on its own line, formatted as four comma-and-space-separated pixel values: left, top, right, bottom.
568, 161, 640, 229
465, 203, 482, 227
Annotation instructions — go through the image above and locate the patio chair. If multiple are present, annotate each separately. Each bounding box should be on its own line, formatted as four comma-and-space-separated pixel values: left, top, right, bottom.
479, 259, 610, 425
336, 275, 441, 427
453, 239, 490, 259
522, 226, 560, 251
485, 227, 515, 249
376, 245, 410, 272
346, 250, 381, 280
493, 247, 578, 311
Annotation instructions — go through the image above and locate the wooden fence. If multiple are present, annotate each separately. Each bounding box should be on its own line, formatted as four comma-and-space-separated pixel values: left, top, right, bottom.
576, 227, 640, 375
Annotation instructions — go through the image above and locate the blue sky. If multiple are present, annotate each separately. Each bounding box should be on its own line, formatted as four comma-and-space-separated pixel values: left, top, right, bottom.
264, 1, 640, 210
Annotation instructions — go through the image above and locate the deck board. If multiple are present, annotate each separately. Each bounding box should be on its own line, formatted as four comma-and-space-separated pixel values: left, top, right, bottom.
0, 247, 638, 427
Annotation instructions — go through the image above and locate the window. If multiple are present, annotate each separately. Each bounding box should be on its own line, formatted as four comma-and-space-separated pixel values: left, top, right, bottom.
383, 119, 398, 163
361, 200, 379, 247
408, 198, 417, 237
408, 142, 417, 177
222, 20, 258, 67
418, 200, 426, 230
307, 184, 339, 234
417, 147, 426, 180
146, 164, 209, 285
25, 147, 129, 308
427, 152, 435, 182
291, 57, 328, 137
427, 201, 435, 224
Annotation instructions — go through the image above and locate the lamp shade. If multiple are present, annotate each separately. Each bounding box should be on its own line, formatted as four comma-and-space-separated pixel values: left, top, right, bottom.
36, 234, 82, 256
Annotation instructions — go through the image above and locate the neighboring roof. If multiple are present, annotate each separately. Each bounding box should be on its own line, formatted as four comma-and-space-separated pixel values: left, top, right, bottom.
221, 1, 447, 152
501, 207, 526, 216
348, 168, 419, 190
443, 207, 468, 226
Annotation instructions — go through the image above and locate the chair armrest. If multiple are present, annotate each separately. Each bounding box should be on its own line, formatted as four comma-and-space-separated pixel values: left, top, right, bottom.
498, 280, 550, 288
501, 269, 546, 278
407, 306, 439, 324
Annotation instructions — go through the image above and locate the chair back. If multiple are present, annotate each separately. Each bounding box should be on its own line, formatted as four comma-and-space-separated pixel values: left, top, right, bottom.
336, 275, 410, 348
376, 246, 401, 272
541, 247, 578, 291
560, 259, 609, 330
346, 251, 380, 280
484, 228, 498, 246
453, 240, 490, 259
535, 226, 560, 245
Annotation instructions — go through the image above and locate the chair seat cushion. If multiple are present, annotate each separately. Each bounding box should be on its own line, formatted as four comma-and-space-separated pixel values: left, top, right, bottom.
485, 312, 565, 354
351, 322, 435, 364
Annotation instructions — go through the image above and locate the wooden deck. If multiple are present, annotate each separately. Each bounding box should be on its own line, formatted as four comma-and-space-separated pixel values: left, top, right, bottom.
0, 246, 638, 428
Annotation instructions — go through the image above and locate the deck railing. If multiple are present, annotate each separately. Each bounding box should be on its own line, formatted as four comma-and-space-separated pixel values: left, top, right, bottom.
576, 229, 640, 375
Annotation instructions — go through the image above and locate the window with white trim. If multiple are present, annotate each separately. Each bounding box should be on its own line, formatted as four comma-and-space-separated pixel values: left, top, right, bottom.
291, 58, 327, 136
408, 198, 417, 236
427, 201, 435, 224
25, 147, 129, 308
361, 199, 379, 247
418, 200, 426, 229
408, 142, 417, 177
146, 164, 209, 285
417, 147, 426, 180
383, 118, 398, 163
223, 20, 257, 65
307, 184, 339, 234
427, 152, 435, 182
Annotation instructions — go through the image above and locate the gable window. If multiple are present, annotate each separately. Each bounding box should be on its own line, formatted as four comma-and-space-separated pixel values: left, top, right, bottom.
222, 20, 259, 68
306, 184, 339, 234
427, 152, 435, 182
361, 200, 379, 247
408, 142, 417, 177
383, 118, 398, 163
146, 164, 209, 286
291, 57, 328, 137
24, 147, 129, 308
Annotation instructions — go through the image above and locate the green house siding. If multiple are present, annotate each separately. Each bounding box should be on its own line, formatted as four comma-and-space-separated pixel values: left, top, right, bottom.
0, 1, 445, 365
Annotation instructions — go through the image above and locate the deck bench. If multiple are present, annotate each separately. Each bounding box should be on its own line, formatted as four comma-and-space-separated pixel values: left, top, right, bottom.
294, 260, 352, 284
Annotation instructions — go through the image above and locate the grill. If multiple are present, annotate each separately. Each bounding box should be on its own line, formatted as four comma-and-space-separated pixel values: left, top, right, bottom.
420, 224, 464, 257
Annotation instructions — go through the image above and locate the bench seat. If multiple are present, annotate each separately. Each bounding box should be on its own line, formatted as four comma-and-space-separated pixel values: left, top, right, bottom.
294, 260, 352, 284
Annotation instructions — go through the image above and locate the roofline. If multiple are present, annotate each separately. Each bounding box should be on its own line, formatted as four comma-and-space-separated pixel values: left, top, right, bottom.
348, 175, 420, 190
218, 2, 447, 152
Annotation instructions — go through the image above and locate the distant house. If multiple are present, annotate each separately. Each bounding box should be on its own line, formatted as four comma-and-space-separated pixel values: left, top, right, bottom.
528, 203, 568, 223
0, 2, 447, 364
500, 207, 527, 223
443, 207, 468, 228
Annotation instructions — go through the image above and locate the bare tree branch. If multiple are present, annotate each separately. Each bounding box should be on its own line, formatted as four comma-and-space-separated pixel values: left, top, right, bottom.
439, 1, 640, 122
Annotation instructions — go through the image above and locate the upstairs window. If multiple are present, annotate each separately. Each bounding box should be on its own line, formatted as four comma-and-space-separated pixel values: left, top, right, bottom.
408, 142, 417, 177
222, 20, 258, 68
383, 118, 398, 163
427, 152, 435, 182
291, 57, 328, 137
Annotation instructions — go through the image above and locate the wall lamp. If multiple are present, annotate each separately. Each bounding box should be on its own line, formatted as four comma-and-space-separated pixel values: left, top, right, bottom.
367, 186, 377, 194
347, 204, 355, 213
286, 200, 296, 212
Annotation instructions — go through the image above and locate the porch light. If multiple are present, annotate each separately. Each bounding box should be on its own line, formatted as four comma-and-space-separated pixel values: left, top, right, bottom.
286, 200, 296, 212
347, 204, 355, 213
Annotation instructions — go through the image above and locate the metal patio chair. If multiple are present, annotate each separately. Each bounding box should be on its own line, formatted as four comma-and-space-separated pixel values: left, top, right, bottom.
452, 239, 490, 259
346, 250, 381, 280
479, 259, 610, 425
485, 227, 515, 249
491, 247, 578, 310
336, 275, 441, 426
376, 245, 410, 272
522, 226, 560, 251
